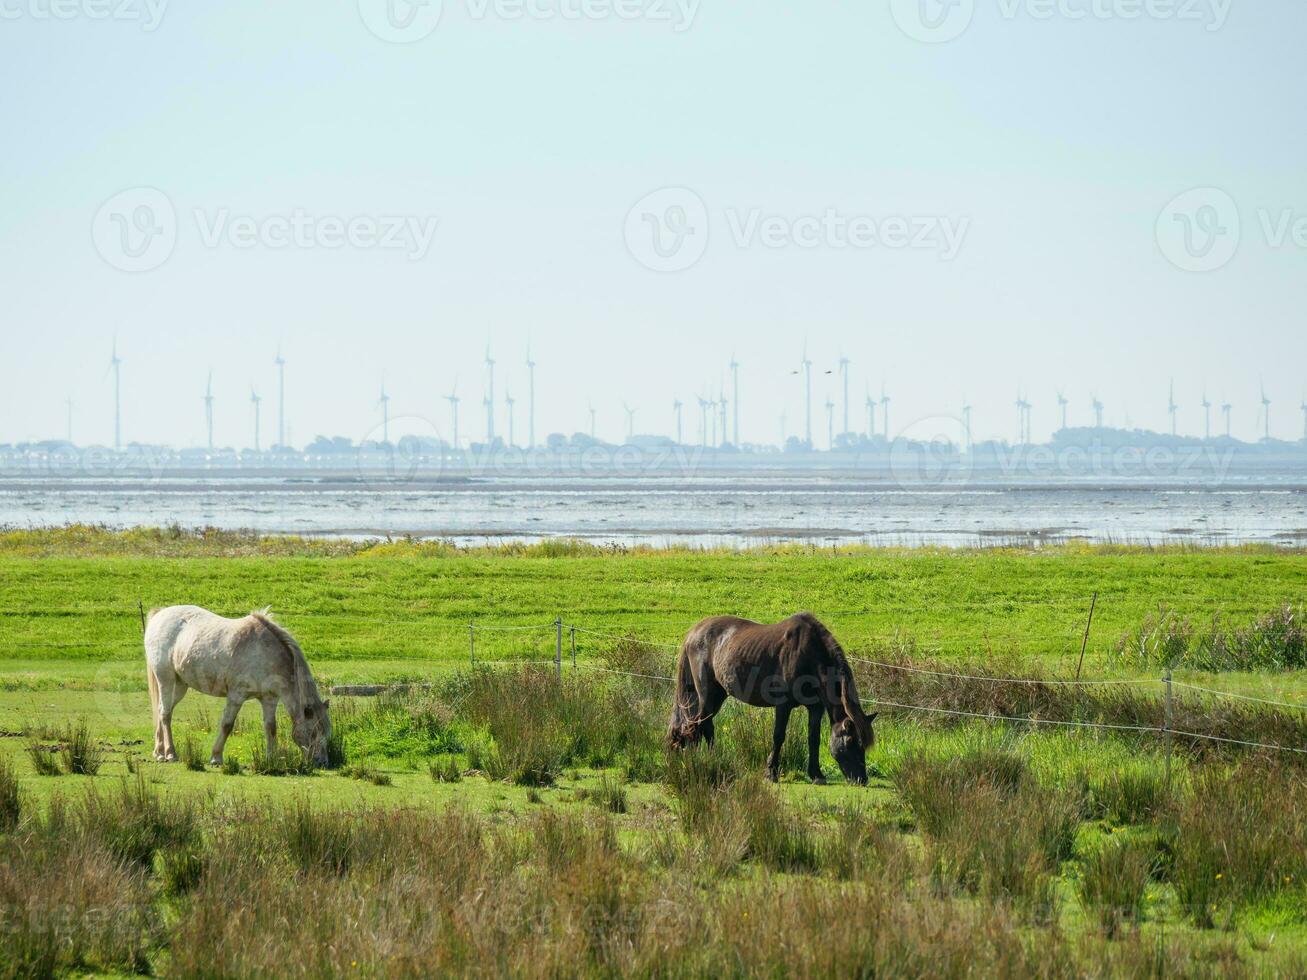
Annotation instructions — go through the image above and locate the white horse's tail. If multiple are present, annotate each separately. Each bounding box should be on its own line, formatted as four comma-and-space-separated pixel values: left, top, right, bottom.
144, 607, 161, 725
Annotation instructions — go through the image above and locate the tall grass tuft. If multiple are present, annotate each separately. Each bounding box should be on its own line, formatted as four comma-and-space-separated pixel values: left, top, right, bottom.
1088, 764, 1168, 825
894, 745, 1078, 918
279, 800, 357, 875
248, 735, 313, 776
1170, 763, 1307, 928
0, 757, 21, 831
27, 741, 61, 776
1078, 837, 1155, 938
59, 720, 103, 775
76, 773, 200, 871
179, 736, 206, 772
578, 774, 628, 814
428, 754, 462, 783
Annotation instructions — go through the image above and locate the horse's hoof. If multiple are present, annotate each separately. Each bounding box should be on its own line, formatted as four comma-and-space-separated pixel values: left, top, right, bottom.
209, 758, 222, 767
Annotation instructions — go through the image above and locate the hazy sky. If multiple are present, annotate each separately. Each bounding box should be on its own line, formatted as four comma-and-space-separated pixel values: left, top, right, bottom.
3, 1, 1305, 449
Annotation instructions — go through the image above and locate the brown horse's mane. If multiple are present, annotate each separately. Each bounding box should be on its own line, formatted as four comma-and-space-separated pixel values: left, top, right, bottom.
795, 612, 873, 747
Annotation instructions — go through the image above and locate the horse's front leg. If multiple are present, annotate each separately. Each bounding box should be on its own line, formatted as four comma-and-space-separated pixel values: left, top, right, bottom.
210, 695, 245, 766
807, 704, 826, 784
767, 703, 793, 782
260, 697, 279, 749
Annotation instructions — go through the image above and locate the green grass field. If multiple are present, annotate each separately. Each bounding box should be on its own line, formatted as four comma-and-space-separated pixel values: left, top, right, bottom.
1, 528, 1305, 977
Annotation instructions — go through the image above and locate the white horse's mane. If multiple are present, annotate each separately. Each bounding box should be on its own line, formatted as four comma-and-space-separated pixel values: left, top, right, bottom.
250, 608, 319, 708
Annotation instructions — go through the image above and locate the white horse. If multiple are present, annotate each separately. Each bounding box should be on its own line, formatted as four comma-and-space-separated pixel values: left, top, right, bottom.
144, 605, 332, 767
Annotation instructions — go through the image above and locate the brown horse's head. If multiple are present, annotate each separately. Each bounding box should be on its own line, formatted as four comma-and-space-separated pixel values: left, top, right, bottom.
829, 710, 876, 785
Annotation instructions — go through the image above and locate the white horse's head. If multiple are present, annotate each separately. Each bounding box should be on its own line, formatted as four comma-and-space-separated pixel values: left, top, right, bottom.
293, 697, 332, 767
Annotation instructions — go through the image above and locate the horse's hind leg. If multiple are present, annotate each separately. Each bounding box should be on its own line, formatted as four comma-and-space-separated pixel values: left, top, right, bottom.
695, 683, 727, 747
156, 672, 188, 762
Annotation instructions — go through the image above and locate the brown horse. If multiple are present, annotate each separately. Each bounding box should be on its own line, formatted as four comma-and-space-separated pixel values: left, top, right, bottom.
667, 612, 876, 784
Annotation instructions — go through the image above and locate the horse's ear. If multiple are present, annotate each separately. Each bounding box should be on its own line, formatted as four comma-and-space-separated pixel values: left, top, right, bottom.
324, 699, 331, 708
868, 712, 879, 724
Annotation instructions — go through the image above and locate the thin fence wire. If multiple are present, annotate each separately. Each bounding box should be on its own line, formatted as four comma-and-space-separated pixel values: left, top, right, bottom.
845, 656, 1162, 687
1169, 681, 1307, 712
573, 662, 676, 683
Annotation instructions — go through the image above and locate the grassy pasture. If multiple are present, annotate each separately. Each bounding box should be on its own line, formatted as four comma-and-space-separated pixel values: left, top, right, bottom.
1, 528, 1305, 976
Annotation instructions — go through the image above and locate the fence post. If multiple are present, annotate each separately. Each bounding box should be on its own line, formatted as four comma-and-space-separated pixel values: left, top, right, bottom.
555, 617, 563, 682
137, 599, 147, 635
469, 622, 475, 666
1074, 591, 1098, 681
570, 625, 577, 670
1163, 667, 1173, 794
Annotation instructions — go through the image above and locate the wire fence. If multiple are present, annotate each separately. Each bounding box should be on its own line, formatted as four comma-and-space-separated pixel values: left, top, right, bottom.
6, 605, 1304, 759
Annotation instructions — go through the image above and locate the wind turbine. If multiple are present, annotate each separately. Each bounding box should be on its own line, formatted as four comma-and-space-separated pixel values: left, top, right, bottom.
1167, 379, 1178, 436
1222, 399, 1232, 438
672, 398, 683, 444
588, 402, 597, 440
729, 354, 740, 446
250, 388, 262, 452
838, 354, 850, 437
377, 381, 390, 444
1260, 383, 1272, 441
801, 344, 813, 447
445, 383, 460, 451
697, 395, 711, 447
865, 388, 876, 441
1015, 392, 1030, 445
880, 385, 890, 442
1300, 396, 1307, 443
962, 400, 972, 453
1091, 395, 1104, 430
109, 339, 122, 451
717, 387, 728, 448
1056, 390, 1068, 431
623, 402, 636, 441
274, 348, 286, 449
525, 345, 536, 450
505, 389, 516, 448
1201, 390, 1212, 440
203, 371, 215, 452
825, 397, 835, 451
484, 346, 496, 444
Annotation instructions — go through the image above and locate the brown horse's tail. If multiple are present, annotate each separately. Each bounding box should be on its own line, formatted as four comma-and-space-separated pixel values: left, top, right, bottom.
814, 620, 874, 747
666, 641, 701, 748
